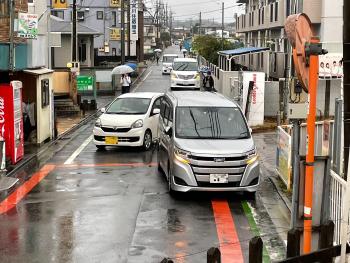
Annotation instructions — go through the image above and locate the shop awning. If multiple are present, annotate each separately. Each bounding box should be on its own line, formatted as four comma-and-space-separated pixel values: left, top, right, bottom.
23, 68, 54, 75
218, 47, 270, 57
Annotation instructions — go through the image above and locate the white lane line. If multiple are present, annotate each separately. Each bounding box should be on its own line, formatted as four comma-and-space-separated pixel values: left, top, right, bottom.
133, 70, 153, 92
64, 135, 93, 165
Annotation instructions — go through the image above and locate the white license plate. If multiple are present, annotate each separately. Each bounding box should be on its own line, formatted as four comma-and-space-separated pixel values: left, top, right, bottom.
210, 174, 229, 184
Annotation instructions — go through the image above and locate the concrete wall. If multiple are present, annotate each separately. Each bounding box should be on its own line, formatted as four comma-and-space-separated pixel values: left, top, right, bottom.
265, 81, 279, 117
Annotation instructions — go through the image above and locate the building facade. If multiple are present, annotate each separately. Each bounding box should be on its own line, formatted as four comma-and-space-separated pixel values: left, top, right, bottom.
235, 0, 342, 79
49, 0, 143, 66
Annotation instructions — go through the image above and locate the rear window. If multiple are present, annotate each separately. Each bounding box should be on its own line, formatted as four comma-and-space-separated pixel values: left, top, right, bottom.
163, 56, 177, 63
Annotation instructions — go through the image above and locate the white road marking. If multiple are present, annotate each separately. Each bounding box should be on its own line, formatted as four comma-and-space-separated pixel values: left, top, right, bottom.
133, 70, 153, 92
64, 135, 93, 165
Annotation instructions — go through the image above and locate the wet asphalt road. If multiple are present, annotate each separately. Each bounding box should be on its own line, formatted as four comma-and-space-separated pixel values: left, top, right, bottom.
0, 46, 289, 263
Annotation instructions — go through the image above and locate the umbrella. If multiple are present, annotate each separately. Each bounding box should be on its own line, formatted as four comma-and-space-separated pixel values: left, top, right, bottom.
111, 65, 134, 75
125, 63, 137, 70
181, 48, 188, 53
154, 49, 162, 52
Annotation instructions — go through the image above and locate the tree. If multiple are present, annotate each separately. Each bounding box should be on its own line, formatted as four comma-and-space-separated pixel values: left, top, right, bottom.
192, 35, 243, 65
160, 32, 171, 47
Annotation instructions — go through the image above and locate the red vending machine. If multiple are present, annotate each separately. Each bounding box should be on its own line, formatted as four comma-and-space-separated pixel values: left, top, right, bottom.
0, 81, 24, 164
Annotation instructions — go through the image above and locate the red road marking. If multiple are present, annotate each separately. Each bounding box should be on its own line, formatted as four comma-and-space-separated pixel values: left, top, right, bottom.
212, 200, 244, 263
0, 164, 56, 215
57, 162, 158, 168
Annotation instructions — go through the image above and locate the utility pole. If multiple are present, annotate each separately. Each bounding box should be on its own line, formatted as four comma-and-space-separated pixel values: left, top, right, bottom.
121, 0, 125, 64
344, 0, 350, 175
199, 12, 202, 36
72, 0, 77, 62
9, 0, 15, 72
221, 2, 224, 51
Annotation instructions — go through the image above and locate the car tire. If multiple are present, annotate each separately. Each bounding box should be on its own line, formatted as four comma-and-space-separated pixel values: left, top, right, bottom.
168, 168, 178, 197
244, 191, 256, 200
143, 130, 152, 151
96, 145, 106, 150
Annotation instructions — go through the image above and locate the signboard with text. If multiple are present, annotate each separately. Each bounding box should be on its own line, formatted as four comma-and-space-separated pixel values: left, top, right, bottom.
52, 0, 68, 9
77, 76, 94, 91
110, 0, 121, 7
17, 13, 38, 39
130, 0, 138, 40
110, 28, 128, 41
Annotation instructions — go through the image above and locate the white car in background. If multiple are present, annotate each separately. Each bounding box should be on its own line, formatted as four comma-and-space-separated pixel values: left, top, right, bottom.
171, 58, 200, 89
162, 54, 178, 74
93, 92, 163, 151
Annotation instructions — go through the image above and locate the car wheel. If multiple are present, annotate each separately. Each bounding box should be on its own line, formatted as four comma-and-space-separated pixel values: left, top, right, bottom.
143, 130, 152, 151
168, 168, 178, 197
96, 145, 106, 150
244, 191, 256, 200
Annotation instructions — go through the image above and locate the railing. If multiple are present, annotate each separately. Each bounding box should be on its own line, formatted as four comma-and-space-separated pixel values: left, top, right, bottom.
329, 169, 347, 245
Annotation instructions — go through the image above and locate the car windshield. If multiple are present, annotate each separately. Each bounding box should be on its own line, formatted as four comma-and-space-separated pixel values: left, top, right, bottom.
173, 62, 198, 71
106, 98, 151, 115
175, 107, 250, 139
163, 56, 177, 63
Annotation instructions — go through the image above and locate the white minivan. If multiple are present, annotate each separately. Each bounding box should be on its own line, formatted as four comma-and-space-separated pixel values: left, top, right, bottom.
162, 54, 178, 74
171, 58, 200, 89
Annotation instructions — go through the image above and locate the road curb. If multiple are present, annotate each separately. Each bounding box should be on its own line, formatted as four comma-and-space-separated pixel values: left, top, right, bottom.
267, 176, 292, 213
5, 66, 149, 181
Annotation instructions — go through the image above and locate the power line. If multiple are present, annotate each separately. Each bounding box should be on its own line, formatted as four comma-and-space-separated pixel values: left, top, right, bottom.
172, 3, 242, 18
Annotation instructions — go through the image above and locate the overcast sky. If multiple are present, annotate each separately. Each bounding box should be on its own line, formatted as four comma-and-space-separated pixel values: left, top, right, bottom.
145, 0, 245, 23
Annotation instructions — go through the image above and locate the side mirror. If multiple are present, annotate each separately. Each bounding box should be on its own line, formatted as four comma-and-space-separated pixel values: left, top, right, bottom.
165, 126, 173, 137
101, 107, 106, 113
152, 108, 160, 115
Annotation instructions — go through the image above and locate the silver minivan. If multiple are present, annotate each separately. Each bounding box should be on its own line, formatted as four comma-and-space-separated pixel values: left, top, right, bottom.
157, 91, 260, 196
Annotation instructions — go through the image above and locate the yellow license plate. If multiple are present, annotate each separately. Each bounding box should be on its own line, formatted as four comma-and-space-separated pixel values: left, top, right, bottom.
105, 136, 118, 144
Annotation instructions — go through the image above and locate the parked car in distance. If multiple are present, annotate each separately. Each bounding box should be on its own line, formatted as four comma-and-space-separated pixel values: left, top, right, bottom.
158, 91, 260, 197
93, 92, 163, 151
162, 54, 178, 74
171, 58, 200, 90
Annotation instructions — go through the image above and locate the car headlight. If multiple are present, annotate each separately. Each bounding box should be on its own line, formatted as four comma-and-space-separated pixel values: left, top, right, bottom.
246, 149, 259, 165
171, 73, 177, 80
95, 118, 102, 128
131, 119, 143, 129
174, 146, 191, 164
195, 73, 200, 80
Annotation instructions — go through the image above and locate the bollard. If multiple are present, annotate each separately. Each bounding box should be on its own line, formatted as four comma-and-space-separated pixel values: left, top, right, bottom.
160, 258, 174, 263
286, 229, 301, 258
249, 236, 263, 263
207, 247, 221, 263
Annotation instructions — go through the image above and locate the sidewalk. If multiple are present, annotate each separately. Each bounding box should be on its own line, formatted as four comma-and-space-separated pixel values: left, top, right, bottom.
253, 131, 293, 211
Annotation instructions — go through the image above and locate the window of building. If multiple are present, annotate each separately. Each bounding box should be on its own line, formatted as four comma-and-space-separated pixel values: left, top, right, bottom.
97, 11, 103, 20
112, 48, 116, 56
275, 2, 278, 21
28, 0, 34, 5
258, 10, 261, 25
249, 13, 251, 26
252, 12, 254, 26
79, 43, 87, 62
0, 0, 9, 17
77, 11, 85, 21
286, 0, 291, 16
270, 4, 273, 22
51, 10, 64, 20
261, 8, 264, 24
111, 11, 117, 26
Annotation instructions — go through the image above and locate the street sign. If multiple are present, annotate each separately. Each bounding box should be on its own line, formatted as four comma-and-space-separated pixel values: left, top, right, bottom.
52, 0, 68, 9
130, 0, 138, 41
77, 76, 94, 91
110, 0, 121, 7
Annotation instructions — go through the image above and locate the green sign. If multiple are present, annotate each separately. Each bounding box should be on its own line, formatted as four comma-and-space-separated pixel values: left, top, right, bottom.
77, 76, 94, 91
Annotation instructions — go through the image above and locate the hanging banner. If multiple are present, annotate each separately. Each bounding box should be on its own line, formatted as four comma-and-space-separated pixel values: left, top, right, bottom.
17, 13, 38, 39
110, 28, 128, 41
130, 0, 138, 41
52, 0, 68, 9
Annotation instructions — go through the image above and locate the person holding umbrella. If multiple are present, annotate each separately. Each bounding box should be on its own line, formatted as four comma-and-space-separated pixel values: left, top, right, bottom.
120, 74, 131, 94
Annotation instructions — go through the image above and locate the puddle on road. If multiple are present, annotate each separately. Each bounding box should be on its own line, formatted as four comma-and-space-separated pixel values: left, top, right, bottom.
167, 209, 186, 233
